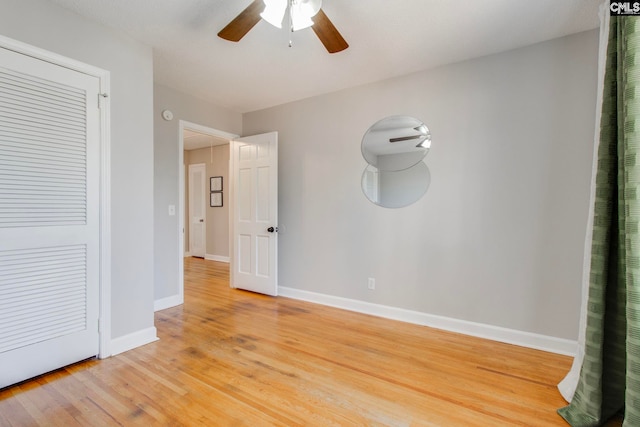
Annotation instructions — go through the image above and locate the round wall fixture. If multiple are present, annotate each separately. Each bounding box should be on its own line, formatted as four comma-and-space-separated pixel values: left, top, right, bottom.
161, 109, 174, 121
360, 115, 432, 208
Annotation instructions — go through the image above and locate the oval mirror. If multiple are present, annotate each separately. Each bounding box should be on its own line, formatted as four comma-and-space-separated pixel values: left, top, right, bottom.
361, 161, 431, 208
361, 116, 431, 172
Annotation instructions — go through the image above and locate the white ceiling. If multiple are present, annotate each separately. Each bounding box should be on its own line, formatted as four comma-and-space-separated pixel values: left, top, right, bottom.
46, 0, 602, 113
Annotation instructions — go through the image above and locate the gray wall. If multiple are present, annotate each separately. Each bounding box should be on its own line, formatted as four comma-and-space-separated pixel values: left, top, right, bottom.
154, 84, 241, 300
0, 0, 155, 339
243, 30, 599, 341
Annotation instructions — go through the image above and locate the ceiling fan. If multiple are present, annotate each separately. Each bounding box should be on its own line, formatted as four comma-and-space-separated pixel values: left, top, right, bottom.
217, 0, 348, 53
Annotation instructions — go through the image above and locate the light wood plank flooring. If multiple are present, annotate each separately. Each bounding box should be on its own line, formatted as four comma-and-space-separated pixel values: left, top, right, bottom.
0, 257, 611, 426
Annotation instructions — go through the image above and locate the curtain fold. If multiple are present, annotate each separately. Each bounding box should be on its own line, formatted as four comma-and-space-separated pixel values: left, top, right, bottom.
557, 8, 640, 427
559, 2, 610, 403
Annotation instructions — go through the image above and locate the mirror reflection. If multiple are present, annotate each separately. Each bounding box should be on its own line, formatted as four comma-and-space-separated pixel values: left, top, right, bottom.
361, 162, 431, 208
361, 116, 431, 172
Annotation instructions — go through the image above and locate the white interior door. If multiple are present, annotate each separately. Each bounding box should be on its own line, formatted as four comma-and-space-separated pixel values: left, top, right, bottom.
188, 163, 206, 258
230, 132, 278, 296
0, 46, 101, 388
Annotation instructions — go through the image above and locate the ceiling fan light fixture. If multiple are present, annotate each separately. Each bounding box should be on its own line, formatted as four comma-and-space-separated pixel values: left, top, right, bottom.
290, 0, 321, 31
290, 11, 314, 31
261, 0, 287, 28
218, 0, 347, 54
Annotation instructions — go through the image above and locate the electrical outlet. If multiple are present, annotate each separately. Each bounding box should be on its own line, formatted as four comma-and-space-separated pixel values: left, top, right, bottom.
368, 277, 375, 290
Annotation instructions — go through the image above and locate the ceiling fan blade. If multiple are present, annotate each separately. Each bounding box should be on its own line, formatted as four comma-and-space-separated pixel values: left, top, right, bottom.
218, 0, 264, 42
311, 8, 348, 53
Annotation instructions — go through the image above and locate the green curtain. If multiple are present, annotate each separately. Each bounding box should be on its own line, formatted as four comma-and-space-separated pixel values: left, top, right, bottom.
557, 15, 640, 427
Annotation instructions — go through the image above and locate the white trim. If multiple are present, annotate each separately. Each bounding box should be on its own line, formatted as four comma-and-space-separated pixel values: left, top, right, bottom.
0, 35, 113, 359
205, 254, 230, 263
181, 120, 238, 141
279, 287, 578, 356
97, 64, 112, 360
178, 120, 239, 305
110, 327, 159, 356
154, 294, 183, 312
178, 149, 185, 308
184, 251, 192, 257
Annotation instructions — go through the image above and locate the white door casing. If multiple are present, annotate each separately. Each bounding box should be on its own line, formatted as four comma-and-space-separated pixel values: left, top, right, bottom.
230, 132, 278, 296
0, 45, 102, 388
181, 162, 186, 255
172, 122, 237, 312
188, 163, 206, 258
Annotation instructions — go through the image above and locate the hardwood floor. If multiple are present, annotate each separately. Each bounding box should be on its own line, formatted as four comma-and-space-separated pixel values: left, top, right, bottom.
0, 257, 602, 426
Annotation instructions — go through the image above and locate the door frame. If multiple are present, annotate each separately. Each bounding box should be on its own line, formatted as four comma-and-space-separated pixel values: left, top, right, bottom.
0, 35, 112, 358
177, 121, 238, 304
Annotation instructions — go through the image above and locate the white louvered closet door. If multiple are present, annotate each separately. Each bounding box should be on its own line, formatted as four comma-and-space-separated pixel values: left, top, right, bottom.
0, 46, 101, 388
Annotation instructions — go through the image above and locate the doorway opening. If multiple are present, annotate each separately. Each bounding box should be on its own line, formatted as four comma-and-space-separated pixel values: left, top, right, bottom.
178, 121, 238, 303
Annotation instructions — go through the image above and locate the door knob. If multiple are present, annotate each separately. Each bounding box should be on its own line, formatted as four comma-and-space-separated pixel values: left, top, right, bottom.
199, 219, 204, 222
267, 226, 278, 233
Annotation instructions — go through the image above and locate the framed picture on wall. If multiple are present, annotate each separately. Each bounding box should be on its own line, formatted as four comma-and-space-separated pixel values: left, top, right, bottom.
210, 176, 223, 192
210, 192, 223, 207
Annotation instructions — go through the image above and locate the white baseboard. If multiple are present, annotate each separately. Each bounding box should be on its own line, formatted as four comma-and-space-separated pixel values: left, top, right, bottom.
184, 251, 191, 257
205, 254, 230, 263
154, 294, 183, 312
278, 287, 577, 356
110, 327, 159, 356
